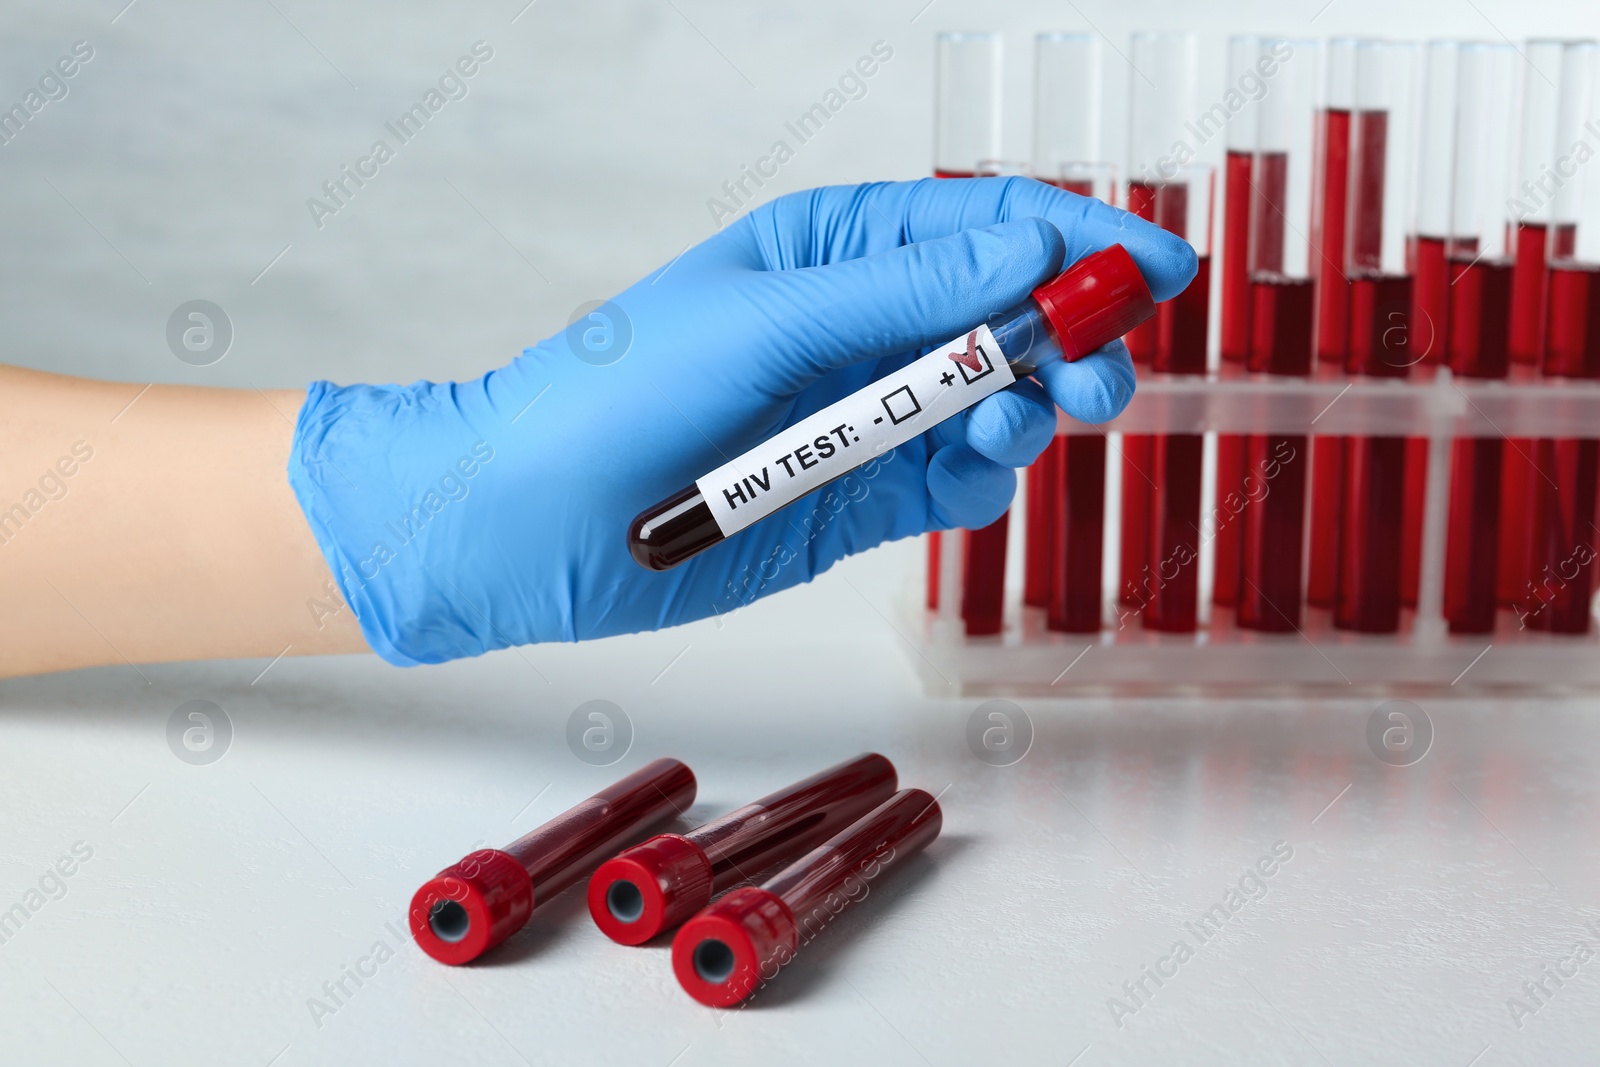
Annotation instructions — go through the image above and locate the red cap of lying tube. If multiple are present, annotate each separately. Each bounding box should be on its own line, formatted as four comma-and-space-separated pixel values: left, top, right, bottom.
1030, 244, 1156, 363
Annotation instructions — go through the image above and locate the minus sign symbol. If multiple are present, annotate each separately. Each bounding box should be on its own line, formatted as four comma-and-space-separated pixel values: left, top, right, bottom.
874, 417, 883, 424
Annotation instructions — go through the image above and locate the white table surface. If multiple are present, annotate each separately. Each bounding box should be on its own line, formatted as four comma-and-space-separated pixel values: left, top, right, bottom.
2, 541, 1598, 1067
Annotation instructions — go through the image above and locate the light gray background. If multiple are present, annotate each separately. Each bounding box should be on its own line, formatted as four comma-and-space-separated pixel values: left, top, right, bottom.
3, 1, 1600, 1065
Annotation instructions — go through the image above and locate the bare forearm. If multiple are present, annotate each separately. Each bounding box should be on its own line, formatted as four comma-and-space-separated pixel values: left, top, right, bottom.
0, 365, 367, 680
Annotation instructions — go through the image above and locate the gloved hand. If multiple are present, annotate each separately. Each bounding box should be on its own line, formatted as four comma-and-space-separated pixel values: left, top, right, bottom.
288, 177, 1197, 665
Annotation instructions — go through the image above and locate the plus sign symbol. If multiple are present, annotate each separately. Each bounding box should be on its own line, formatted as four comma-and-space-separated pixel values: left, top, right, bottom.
939, 371, 956, 386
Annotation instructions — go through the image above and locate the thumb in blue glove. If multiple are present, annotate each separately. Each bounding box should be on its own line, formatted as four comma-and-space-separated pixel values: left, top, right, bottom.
288, 177, 1198, 665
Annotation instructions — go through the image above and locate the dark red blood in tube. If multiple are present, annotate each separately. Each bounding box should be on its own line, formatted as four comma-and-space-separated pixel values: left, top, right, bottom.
671, 788, 942, 1007
926, 530, 943, 610
589, 754, 896, 945
1306, 437, 1344, 608
1048, 435, 1106, 632
1025, 440, 1061, 608
409, 758, 696, 965
1142, 433, 1204, 632
1335, 272, 1414, 633
1119, 436, 1152, 608
962, 514, 1008, 636
1525, 264, 1600, 633
1498, 440, 1538, 605
1124, 181, 1159, 365
1443, 257, 1513, 633
1237, 274, 1314, 631
1313, 109, 1352, 365
1221, 149, 1254, 365
1509, 222, 1548, 365
1213, 434, 1245, 609
1409, 236, 1450, 365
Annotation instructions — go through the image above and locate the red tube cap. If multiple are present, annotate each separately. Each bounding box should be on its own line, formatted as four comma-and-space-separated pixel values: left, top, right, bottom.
672, 886, 800, 1007
588, 833, 715, 945
408, 849, 532, 966
1031, 244, 1157, 362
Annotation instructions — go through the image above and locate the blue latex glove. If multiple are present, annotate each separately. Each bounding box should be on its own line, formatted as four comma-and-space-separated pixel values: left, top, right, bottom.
288, 177, 1197, 665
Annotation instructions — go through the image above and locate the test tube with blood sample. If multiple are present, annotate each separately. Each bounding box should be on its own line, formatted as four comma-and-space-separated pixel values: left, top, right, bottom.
1031, 31, 1114, 630
671, 788, 942, 1007
1235, 39, 1320, 632
627, 245, 1156, 571
1334, 40, 1421, 635
1441, 43, 1519, 635
409, 758, 696, 965
929, 32, 1008, 633
588, 753, 896, 945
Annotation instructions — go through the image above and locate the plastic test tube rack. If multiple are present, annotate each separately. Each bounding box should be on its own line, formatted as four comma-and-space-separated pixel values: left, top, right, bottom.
902, 371, 1600, 694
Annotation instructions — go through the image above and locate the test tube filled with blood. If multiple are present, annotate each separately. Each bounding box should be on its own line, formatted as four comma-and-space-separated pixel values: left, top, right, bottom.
1334, 40, 1420, 635
1442, 44, 1519, 635
1235, 39, 1320, 632
1215, 36, 1267, 612
588, 753, 897, 945
671, 788, 942, 1007
1032, 32, 1113, 630
928, 32, 1007, 633
409, 758, 696, 965
1500, 40, 1573, 608
627, 245, 1156, 572
1120, 31, 1198, 612
1306, 38, 1359, 609
1399, 41, 1460, 609
1141, 164, 1214, 633
1528, 42, 1600, 634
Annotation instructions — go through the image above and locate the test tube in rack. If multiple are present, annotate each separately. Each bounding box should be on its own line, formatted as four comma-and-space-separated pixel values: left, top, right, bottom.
1141, 163, 1214, 633
1529, 41, 1600, 635
1235, 39, 1320, 632
1120, 31, 1198, 614
1214, 34, 1263, 612
1400, 40, 1460, 610
928, 32, 1007, 635
1334, 40, 1419, 635
1441, 43, 1519, 635
1501, 40, 1575, 608
1032, 31, 1113, 630
1306, 38, 1360, 609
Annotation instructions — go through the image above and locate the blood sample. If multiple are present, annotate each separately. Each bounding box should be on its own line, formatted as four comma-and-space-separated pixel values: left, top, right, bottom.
1143, 167, 1213, 633
928, 34, 1004, 634
588, 753, 896, 945
1235, 39, 1319, 632
1527, 43, 1600, 635
409, 758, 696, 965
628, 246, 1157, 571
671, 788, 942, 1007
1441, 44, 1518, 635
1501, 41, 1574, 608
1120, 32, 1198, 616
1220, 35, 1261, 367
1306, 39, 1358, 609
1049, 434, 1107, 631
1023, 441, 1058, 609
1028, 33, 1111, 614
1508, 40, 1567, 367
1334, 41, 1420, 635
1213, 36, 1260, 611
1312, 39, 1358, 368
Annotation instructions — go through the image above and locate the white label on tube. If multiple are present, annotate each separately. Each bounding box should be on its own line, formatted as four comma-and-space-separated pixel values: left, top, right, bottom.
696, 325, 1016, 538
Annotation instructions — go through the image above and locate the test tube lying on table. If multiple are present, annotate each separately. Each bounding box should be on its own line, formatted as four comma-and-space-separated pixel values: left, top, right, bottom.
628, 244, 1157, 570
588, 753, 897, 945
671, 787, 943, 1007
409, 758, 696, 965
